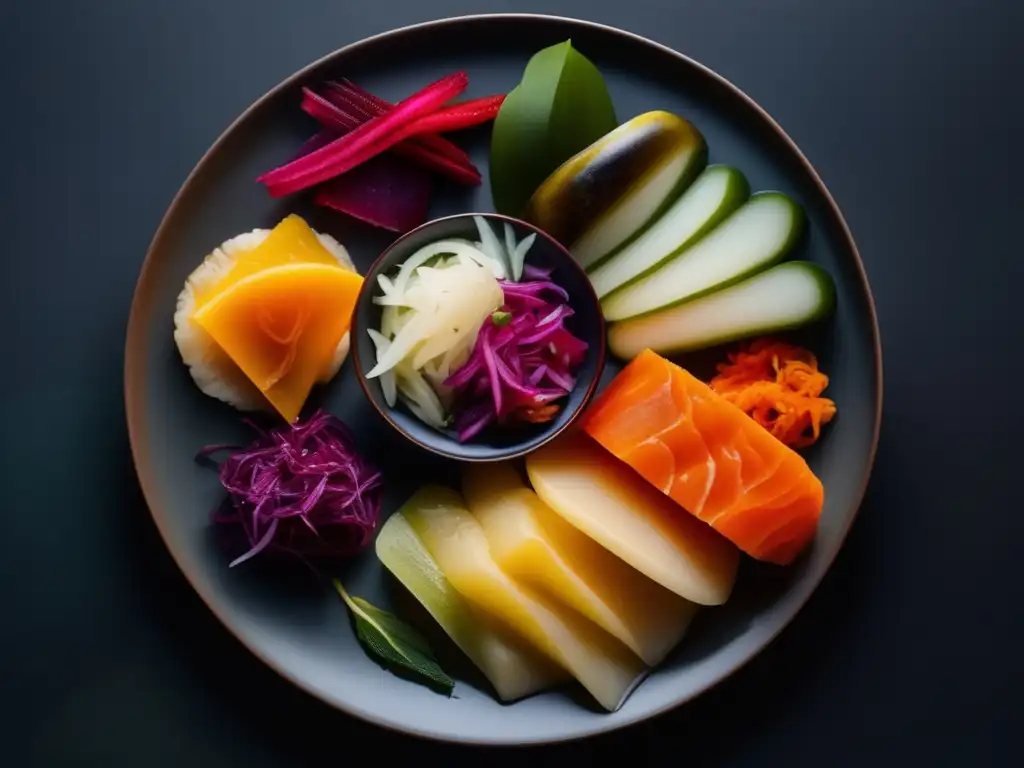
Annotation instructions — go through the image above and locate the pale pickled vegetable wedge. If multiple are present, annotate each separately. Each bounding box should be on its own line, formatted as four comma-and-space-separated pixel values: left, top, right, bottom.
602, 191, 805, 321
526, 432, 740, 606
589, 166, 749, 299
403, 485, 648, 712
462, 463, 698, 666
608, 261, 836, 358
376, 509, 565, 702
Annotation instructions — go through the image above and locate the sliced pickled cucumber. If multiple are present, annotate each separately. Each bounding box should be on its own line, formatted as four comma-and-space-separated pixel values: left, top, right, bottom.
608, 261, 836, 358
524, 111, 707, 271
590, 165, 749, 299
602, 191, 805, 321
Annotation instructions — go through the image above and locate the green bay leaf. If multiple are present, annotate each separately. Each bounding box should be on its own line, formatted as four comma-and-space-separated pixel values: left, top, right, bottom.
334, 579, 454, 696
490, 40, 618, 216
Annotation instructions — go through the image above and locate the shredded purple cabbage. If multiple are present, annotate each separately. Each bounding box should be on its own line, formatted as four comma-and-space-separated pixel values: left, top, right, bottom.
197, 410, 383, 567
443, 278, 588, 442
521, 263, 552, 281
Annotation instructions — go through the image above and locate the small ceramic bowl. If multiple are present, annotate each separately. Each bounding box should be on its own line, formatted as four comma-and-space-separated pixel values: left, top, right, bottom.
351, 213, 606, 462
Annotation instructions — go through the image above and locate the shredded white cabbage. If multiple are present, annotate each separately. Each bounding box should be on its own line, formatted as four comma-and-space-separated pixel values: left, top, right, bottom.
503, 222, 517, 270
475, 215, 512, 278
511, 233, 536, 281
366, 245, 504, 428
392, 238, 505, 290
395, 360, 448, 428
377, 273, 396, 297
366, 329, 397, 407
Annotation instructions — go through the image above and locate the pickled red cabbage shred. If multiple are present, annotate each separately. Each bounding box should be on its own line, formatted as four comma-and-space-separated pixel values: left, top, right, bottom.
198, 410, 383, 567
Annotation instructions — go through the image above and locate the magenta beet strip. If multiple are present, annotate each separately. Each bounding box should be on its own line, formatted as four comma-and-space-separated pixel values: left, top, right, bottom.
300, 88, 481, 185
257, 71, 469, 195
325, 80, 473, 165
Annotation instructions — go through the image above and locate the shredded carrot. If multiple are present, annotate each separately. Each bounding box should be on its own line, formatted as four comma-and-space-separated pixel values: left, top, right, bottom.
709, 339, 836, 448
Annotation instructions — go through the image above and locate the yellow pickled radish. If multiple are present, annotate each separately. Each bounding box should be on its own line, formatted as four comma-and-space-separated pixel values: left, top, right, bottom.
402, 485, 648, 712
190, 214, 346, 306
174, 214, 357, 412
376, 507, 567, 702
462, 463, 698, 666
192, 263, 362, 423
527, 432, 740, 606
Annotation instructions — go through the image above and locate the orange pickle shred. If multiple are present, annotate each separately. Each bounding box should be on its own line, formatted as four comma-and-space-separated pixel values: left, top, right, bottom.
709, 339, 837, 448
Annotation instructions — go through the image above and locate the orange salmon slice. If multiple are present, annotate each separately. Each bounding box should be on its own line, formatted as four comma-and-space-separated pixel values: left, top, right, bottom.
584, 349, 824, 565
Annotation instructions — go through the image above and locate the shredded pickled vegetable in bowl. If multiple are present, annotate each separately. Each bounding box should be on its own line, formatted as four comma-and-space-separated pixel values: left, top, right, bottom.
364, 217, 587, 440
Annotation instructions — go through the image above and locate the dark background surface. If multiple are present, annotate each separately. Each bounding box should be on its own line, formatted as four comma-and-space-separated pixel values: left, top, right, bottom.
1, 0, 1020, 765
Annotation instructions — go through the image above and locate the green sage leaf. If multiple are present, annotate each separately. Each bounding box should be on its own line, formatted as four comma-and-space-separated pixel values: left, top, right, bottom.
334, 579, 454, 695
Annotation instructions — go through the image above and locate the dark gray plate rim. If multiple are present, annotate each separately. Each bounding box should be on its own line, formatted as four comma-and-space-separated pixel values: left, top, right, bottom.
125, 13, 883, 745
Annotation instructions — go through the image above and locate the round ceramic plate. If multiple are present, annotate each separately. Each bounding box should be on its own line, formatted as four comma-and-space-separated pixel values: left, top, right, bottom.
125, 13, 881, 745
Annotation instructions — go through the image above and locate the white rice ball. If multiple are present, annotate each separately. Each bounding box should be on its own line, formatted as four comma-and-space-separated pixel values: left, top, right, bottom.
173, 228, 357, 412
